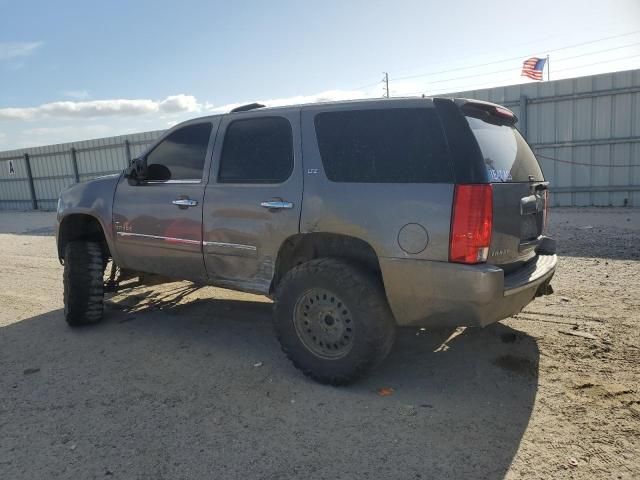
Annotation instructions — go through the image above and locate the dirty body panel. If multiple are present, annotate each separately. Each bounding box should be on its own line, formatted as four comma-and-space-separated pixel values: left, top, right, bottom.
110, 118, 220, 282
202, 110, 303, 294
300, 100, 463, 327
56, 174, 121, 262
380, 252, 557, 327
300, 99, 454, 262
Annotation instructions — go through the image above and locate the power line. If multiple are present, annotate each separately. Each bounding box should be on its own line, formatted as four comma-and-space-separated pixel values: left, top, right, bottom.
396, 52, 640, 97
534, 153, 640, 168
409, 42, 640, 89
352, 79, 384, 91
351, 31, 640, 98
351, 36, 640, 96
552, 53, 640, 73
391, 29, 640, 82
554, 41, 640, 62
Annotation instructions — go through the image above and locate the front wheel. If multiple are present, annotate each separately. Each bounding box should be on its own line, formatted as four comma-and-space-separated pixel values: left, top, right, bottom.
63, 240, 105, 327
273, 258, 396, 385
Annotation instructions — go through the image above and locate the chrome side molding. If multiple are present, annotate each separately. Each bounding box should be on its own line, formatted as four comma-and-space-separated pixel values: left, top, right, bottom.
203, 241, 257, 251
116, 232, 201, 245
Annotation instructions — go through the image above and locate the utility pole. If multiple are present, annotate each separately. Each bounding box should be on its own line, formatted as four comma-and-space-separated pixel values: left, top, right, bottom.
382, 72, 389, 98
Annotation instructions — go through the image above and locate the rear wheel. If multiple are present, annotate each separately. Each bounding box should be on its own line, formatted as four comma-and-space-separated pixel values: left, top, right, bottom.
274, 258, 396, 385
63, 240, 105, 327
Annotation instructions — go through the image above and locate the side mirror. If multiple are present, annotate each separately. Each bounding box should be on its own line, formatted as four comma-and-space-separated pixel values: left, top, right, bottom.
124, 157, 147, 185
147, 163, 171, 181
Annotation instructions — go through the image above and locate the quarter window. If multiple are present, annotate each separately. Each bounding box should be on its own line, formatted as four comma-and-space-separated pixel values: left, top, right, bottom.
218, 117, 293, 183
146, 123, 212, 181
314, 108, 453, 183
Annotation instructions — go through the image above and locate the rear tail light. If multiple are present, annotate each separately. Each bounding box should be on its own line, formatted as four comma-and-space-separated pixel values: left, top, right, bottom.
449, 184, 493, 264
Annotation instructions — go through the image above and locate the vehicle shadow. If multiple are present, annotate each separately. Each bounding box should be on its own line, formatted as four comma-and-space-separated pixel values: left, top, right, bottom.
1, 293, 539, 480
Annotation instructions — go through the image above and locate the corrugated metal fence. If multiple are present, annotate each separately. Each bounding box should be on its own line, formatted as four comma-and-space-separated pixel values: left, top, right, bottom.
0, 131, 162, 210
1, 68, 639, 209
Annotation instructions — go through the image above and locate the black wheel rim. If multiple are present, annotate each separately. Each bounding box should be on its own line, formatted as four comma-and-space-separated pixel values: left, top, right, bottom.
293, 288, 355, 359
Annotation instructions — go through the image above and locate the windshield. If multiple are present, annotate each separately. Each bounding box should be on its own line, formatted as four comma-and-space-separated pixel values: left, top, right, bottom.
466, 116, 544, 182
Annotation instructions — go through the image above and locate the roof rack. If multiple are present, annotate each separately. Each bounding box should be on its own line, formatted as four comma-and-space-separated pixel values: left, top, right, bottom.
230, 102, 265, 113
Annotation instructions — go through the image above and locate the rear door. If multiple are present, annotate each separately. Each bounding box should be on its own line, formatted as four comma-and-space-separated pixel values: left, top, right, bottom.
463, 108, 547, 271
112, 120, 219, 282
202, 111, 303, 293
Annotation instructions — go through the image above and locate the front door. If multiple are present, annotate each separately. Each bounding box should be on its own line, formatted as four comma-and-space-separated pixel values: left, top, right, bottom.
112, 120, 219, 282
203, 111, 303, 293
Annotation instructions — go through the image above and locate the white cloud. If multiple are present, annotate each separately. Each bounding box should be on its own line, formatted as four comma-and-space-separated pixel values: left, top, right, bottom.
16, 125, 114, 148
159, 94, 200, 113
0, 42, 43, 61
0, 94, 201, 120
21, 125, 112, 137
62, 90, 90, 100
0, 88, 383, 122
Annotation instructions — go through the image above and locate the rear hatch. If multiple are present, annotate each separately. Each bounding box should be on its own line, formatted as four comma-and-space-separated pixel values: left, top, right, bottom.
462, 102, 548, 272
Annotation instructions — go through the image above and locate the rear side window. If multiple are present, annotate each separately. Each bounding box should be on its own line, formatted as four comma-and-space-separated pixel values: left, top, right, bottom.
466, 116, 544, 182
146, 123, 212, 181
314, 108, 452, 183
218, 116, 293, 183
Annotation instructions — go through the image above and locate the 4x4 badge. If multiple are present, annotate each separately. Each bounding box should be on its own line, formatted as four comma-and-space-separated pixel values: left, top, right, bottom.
307, 169, 319, 174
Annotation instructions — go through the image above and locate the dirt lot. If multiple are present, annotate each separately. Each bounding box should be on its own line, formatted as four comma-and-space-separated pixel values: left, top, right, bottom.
0, 208, 638, 480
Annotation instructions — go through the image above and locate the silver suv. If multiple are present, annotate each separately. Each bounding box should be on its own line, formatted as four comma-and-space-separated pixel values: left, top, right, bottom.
56, 97, 557, 384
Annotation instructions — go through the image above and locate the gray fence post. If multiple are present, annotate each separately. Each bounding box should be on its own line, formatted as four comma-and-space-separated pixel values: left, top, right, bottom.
519, 94, 528, 139
24, 153, 38, 210
124, 139, 132, 165
70, 147, 80, 183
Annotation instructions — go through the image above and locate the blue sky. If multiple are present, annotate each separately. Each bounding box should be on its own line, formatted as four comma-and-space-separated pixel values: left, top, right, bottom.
1, 0, 639, 150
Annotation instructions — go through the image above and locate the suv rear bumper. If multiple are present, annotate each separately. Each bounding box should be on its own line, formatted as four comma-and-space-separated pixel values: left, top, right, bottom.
380, 253, 557, 328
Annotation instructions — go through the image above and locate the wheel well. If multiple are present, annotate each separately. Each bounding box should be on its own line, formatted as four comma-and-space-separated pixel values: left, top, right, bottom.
271, 233, 381, 292
58, 214, 109, 260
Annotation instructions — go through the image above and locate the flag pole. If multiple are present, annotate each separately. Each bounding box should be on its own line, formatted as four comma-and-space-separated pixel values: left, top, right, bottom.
546, 54, 550, 81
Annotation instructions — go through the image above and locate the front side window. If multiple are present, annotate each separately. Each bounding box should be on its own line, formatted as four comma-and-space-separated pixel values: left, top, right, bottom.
218, 117, 293, 183
314, 108, 453, 183
146, 122, 212, 181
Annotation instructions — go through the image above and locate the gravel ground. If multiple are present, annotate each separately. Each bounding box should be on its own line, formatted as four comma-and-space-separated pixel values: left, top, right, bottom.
0, 208, 638, 480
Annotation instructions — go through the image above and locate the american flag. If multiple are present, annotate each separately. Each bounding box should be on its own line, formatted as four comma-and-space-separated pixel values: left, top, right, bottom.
521, 57, 547, 81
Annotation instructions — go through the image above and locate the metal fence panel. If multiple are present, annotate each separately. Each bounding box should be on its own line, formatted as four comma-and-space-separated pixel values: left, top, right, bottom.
0, 130, 162, 210
0, 154, 31, 210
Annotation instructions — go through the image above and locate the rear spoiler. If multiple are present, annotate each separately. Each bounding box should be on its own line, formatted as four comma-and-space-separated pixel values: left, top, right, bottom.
453, 98, 518, 126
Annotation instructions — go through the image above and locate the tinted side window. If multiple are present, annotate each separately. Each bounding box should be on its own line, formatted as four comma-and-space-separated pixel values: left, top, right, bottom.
146, 123, 212, 181
218, 117, 293, 183
314, 108, 453, 183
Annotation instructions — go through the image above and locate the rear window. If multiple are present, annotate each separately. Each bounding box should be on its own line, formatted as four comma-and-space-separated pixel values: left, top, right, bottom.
466, 116, 544, 182
314, 108, 453, 183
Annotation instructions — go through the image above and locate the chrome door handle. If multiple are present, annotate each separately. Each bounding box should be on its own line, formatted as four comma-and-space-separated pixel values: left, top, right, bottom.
260, 200, 293, 210
172, 199, 198, 207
